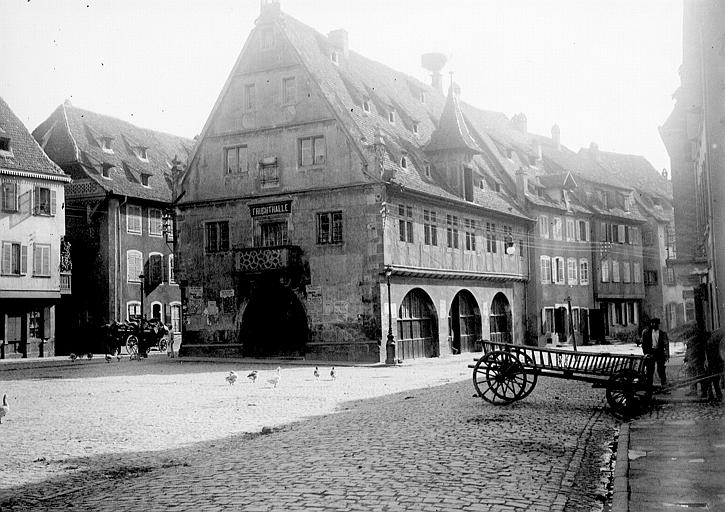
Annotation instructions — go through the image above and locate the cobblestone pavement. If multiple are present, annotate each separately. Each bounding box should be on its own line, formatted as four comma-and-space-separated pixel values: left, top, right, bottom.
0, 354, 618, 511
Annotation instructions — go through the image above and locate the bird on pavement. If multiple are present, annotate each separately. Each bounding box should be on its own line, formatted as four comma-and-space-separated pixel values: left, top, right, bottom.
69, 353, 77, 362
268, 367, 282, 388
105, 354, 112, 363
86, 353, 93, 360
330, 367, 336, 380
225, 371, 238, 385
0, 394, 9, 424
247, 370, 258, 383
314, 366, 320, 381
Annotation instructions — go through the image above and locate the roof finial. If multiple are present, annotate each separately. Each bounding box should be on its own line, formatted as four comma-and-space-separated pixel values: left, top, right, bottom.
448, 71, 454, 91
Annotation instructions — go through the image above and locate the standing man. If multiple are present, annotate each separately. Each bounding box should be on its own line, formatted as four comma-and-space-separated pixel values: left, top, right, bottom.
704, 327, 724, 401
641, 318, 669, 387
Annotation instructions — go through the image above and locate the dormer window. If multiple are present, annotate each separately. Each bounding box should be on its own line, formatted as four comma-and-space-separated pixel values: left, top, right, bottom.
424, 164, 431, 178
419, 92, 426, 104
101, 163, 113, 179
493, 182, 501, 193
260, 27, 275, 50
506, 148, 513, 159
400, 155, 408, 169
135, 146, 148, 161
388, 110, 396, 124
140, 173, 151, 187
362, 99, 371, 113
479, 180, 485, 190
412, 122, 419, 135
0, 137, 10, 153
331, 50, 339, 65
101, 137, 114, 153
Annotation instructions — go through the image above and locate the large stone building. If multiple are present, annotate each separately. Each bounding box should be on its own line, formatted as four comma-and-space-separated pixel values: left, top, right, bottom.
0, 96, 71, 358
660, 0, 725, 331
33, 102, 192, 353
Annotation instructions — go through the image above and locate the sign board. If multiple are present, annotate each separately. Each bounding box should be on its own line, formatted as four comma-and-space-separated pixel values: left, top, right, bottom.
306, 285, 322, 299
219, 289, 235, 298
249, 200, 292, 217
206, 300, 219, 316
187, 286, 204, 315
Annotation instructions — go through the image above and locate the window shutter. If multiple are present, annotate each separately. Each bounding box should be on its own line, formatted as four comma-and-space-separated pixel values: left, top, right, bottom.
42, 246, 50, 275
50, 190, 57, 216
599, 222, 606, 242
32, 186, 39, 215
20, 245, 27, 274
43, 307, 52, 338
34, 244, 41, 274
161, 254, 167, 283
1, 243, 10, 274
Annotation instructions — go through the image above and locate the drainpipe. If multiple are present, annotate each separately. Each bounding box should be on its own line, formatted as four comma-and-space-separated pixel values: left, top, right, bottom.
117, 196, 128, 322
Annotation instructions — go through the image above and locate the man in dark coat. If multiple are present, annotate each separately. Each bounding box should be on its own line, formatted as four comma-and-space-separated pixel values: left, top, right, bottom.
641, 317, 669, 386
704, 327, 724, 401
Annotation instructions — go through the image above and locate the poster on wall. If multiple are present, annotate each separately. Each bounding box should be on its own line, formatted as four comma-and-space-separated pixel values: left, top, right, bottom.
187, 286, 204, 315
219, 289, 235, 314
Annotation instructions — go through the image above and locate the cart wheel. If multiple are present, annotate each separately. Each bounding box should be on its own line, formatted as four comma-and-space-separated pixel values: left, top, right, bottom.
606, 369, 642, 417
517, 350, 538, 400
473, 351, 526, 404
126, 335, 139, 358
158, 337, 168, 353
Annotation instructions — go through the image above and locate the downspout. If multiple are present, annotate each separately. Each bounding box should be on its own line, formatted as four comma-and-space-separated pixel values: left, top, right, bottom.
117, 195, 128, 322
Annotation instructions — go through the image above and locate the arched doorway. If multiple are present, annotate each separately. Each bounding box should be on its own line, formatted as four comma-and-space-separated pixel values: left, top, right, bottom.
240, 283, 308, 357
397, 288, 438, 359
449, 290, 481, 354
489, 292, 512, 343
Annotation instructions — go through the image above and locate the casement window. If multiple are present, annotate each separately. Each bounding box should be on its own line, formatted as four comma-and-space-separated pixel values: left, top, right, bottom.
617, 225, 625, 244
32, 186, 56, 216
1, 182, 18, 212
168, 254, 176, 284
567, 258, 578, 285
127, 250, 143, 282
170, 302, 181, 332
612, 260, 620, 282
147, 253, 163, 285
330, 50, 339, 64
244, 83, 256, 111
400, 156, 408, 169
664, 266, 675, 286
299, 136, 326, 166
148, 208, 163, 237
32, 244, 51, 277
362, 99, 371, 113
0, 137, 11, 152
424, 164, 431, 178
423, 210, 437, 246
127, 205, 142, 234
399, 205, 414, 243
486, 222, 497, 253
205, 221, 230, 253
631, 227, 641, 245
316, 211, 343, 244
282, 77, 296, 105
259, 221, 288, 247
553, 257, 565, 284
260, 26, 274, 50
388, 110, 396, 124
541, 307, 555, 334
643, 230, 654, 245
464, 219, 476, 251
579, 259, 590, 285
225, 145, 249, 174
1, 242, 26, 275
565, 218, 576, 241
463, 167, 474, 202
412, 122, 419, 135
577, 220, 589, 242
601, 259, 610, 282
540, 256, 552, 284
623, 261, 631, 283
644, 270, 658, 285
446, 215, 459, 249
634, 262, 642, 283
101, 137, 114, 153
552, 217, 562, 240
419, 91, 426, 104
538, 215, 549, 239
127, 301, 141, 321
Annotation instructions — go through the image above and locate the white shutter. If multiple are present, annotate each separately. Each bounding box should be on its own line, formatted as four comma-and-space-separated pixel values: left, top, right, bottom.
20, 245, 27, 274
32, 186, 39, 215
1, 243, 10, 274
50, 190, 57, 216
42, 246, 50, 275
33, 244, 41, 274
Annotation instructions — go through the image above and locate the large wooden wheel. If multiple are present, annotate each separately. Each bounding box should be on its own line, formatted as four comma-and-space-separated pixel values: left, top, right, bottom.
472, 350, 527, 405
606, 369, 644, 417
516, 349, 538, 400
126, 335, 139, 358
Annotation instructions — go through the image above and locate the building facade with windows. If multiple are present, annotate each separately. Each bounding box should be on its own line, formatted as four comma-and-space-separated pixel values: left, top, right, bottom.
0, 96, 71, 358
174, 1, 532, 362
32, 102, 191, 353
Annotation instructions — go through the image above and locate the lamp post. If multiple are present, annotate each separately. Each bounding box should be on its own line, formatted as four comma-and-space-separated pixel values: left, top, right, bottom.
567, 294, 577, 352
139, 274, 145, 324
384, 264, 396, 365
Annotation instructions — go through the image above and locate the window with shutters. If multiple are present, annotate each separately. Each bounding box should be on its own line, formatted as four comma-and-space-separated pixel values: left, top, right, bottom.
127, 205, 142, 234
634, 262, 642, 283
538, 215, 549, 239
127, 301, 141, 321
168, 254, 176, 284
540, 256, 552, 284
617, 225, 625, 244
32, 243, 51, 277
282, 77, 296, 105
464, 219, 476, 251
565, 218, 576, 241
423, 210, 437, 246
148, 208, 163, 237
399, 205, 414, 243
127, 250, 143, 282
446, 215, 459, 249
299, 135, 326, 166
567, 258, 578, 284
316, 211, 343, 244
32, 186, 55, 216
623, 261, 631, 283
1, 182, 18, 212
644, 270, 658, 285
601, 259, 610, 282
170, 302, 181, 332
552, 217, 562, 240
612, 260, 620, 282
1, 242, 26, 275
579, 259, 589, 285
577, 220, 589, 241
553, 257, 565, 284
205, 221, 230, 253
486, 222, 497, 253
148, 253, 163, 285
225, 145, 249, 175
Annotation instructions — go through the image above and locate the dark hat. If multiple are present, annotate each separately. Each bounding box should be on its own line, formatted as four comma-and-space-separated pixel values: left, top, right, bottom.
650, 317, 661, 324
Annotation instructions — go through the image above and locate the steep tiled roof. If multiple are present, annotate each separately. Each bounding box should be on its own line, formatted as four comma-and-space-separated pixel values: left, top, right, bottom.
586, 149, 672, 200
33, 102, 193, 202
425, 85, 482, 153
0, 96, 68, 179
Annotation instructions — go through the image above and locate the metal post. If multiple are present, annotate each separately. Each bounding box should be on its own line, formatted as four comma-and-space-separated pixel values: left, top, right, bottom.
567, 295, 577, 352
139, 274, 145, 323
385, 265, 396, 365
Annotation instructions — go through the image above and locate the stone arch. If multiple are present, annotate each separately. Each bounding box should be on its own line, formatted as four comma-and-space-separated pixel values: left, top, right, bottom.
489, 292, 512, 343
397, 288, 438, 359
448, 289, 481, 354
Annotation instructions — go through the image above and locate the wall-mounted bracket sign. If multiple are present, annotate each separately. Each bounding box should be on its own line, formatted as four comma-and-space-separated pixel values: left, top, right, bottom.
249, 200, 292, 217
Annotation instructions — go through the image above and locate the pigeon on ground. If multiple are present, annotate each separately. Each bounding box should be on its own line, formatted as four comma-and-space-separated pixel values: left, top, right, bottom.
105, 354, 112, 363
267, 367, 281, 388
247, 370, 258, 383
330, 367, 336, 380
225, 371, 238, 385
314, 366, 320, 381
69, 353, 77, 362
0, 394, 8, 424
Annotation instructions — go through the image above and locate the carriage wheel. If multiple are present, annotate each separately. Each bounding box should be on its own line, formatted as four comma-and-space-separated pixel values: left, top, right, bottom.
606, 369, 642, 417
517, 350, 538, 400
158, 337, 168, 353
473, 351, 526, 404
126, 335, 139, 358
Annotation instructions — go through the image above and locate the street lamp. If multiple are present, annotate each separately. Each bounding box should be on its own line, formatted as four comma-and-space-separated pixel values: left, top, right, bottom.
139, 274, 145, 324
567, 294, 577, 352
384, 264, 396, 365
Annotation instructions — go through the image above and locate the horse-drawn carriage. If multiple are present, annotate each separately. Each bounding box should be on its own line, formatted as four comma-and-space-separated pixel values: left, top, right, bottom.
101, 317, 168, 358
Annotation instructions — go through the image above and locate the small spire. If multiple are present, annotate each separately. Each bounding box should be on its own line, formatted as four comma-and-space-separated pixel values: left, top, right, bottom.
425, 83, 481, 154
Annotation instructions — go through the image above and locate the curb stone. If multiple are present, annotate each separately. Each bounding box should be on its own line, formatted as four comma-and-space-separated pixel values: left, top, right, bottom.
612, 423, 630, 512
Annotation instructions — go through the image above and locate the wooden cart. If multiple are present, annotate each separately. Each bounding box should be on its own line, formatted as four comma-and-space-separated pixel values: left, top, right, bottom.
470, 340, 652, 417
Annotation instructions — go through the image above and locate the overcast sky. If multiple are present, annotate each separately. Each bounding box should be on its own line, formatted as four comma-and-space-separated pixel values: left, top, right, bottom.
1, 0, 682, 172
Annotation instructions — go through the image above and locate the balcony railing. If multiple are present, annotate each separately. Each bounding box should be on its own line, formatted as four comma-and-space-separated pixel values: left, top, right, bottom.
234, 245, 302, 273
60, 272, 72, 294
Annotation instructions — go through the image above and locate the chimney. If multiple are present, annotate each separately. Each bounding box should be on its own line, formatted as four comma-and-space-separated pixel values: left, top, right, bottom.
588, 141, 600, 161
515, 167, 528, 203
328, 29, 349, 58
259, 0, 281, 19
421, 53, 447, 93
512, 113, 527, 134
551, 124, 560, 150
662, 168, 669, 180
